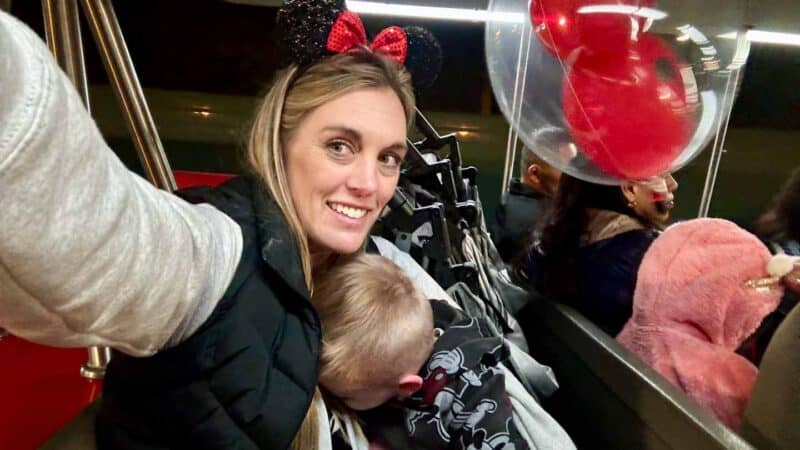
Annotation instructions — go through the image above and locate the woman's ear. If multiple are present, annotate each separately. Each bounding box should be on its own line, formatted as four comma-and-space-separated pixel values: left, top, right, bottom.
620, 183, 637, 204
526, 163, 540, 180
397, 374, 423, 397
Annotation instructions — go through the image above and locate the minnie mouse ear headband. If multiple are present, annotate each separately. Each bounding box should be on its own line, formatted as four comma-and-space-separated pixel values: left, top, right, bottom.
277, 0, 443, 90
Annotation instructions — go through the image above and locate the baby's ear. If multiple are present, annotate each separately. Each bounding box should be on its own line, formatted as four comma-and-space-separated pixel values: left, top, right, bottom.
397, 374, 423, 397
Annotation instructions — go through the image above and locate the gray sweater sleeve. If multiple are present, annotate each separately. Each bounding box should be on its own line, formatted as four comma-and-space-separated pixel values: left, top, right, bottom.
370, 236, 455, 304
0, 11, 242, 356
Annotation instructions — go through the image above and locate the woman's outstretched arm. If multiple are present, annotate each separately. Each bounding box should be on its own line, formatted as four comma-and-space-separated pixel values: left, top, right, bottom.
0, 11, 242, 356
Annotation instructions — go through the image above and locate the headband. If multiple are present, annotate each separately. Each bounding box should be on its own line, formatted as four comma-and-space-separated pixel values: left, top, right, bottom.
277, 0, 443, 90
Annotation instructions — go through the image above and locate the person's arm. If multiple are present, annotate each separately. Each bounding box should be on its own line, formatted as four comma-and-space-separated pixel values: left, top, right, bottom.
0, 11, 242, 356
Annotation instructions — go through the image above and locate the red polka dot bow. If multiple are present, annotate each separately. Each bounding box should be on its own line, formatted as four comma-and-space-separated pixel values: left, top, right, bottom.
326, 11, 408, 64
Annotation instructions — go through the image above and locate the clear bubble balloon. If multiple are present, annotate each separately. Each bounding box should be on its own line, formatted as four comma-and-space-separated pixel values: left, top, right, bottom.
486, 0, 750, 184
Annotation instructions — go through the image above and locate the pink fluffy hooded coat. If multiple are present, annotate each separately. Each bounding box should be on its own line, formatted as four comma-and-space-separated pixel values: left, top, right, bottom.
616, 218, 783, 428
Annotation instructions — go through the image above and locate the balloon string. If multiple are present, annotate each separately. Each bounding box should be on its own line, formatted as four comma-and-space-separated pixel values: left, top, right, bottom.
698, 31, 749, 217
502, 19, 533, 193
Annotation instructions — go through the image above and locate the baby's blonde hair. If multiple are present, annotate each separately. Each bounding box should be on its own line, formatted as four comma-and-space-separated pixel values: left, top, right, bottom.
313, 253, 434, 388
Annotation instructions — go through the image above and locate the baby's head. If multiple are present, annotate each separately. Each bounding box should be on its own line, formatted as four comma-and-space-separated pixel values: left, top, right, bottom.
312, 253, 435, 410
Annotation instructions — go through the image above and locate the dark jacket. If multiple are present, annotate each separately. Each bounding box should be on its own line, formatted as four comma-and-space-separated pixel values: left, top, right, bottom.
491, 179, 549, 263
527, 229, 657, 336
97, 177, 321, 450
405, 300, 528, 450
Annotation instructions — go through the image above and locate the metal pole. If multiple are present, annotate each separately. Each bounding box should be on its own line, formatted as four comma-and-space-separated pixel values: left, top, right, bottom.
698, 33, 749, 217
42, 0, 89, 107
501, 22, 532, 195
79, 0, 176, 191
42, 0, 111, 381
82, 346, 112, 379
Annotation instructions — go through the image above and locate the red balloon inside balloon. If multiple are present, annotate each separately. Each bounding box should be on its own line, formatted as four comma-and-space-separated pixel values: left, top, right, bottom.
530, 0, 581, 60
531, 0, 655, 61
563, 34, 696, 180
575, 0, 640, 56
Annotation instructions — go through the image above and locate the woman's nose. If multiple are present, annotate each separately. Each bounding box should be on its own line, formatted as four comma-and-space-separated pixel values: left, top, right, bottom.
665, 174, 678, 192
346, 158, 379, 196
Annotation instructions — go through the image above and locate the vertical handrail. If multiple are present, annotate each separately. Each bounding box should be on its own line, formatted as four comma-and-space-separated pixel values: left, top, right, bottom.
83, 346, 112, 379
79, 0, 176, 191
696, 72, 735, 218
42, 0, 111, 381
42, 0, 89, 107
697, 32, 750, 217
501, 20, 533, 195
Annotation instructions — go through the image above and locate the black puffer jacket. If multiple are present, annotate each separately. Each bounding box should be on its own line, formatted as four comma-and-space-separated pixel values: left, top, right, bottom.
97, 177, 321, 450
491, 179, 549, 263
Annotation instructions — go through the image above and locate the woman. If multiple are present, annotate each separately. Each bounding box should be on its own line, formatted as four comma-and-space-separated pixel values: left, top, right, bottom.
0, 5, 448, 450
523, 173, 678, 336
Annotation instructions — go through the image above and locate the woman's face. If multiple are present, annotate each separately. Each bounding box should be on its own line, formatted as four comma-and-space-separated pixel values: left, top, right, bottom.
284, 87, 408, 258
627, 173, 679, 225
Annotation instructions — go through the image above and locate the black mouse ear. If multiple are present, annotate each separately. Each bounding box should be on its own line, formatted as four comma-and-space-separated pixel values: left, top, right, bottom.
277, 1, 443, 91
403, 26, 443, 91
277, 0, 347, 66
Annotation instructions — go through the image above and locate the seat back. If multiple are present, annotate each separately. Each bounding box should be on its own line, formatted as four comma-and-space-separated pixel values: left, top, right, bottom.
40, 399, 101, 450
519, 299, 755, 450
740, 304, 800, 449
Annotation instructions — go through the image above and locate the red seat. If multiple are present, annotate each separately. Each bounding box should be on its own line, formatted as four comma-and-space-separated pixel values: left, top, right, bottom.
173, 170, 235, 189
0, 336, 101, 450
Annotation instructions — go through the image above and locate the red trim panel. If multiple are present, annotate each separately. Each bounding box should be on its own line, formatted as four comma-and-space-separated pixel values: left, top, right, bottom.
0, 336, 102, 449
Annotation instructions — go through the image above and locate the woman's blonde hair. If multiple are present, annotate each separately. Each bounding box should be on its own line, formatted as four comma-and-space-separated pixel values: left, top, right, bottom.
313, 253, 434, 388
246, 51, 415, 291
245, 51, 415, 450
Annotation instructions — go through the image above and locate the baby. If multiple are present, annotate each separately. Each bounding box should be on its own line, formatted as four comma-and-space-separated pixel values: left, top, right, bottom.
313, 253, 435, 411
313, 253, 530, 449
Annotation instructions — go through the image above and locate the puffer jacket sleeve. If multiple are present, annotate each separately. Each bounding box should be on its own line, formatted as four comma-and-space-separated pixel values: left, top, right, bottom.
0, 11, 242, 356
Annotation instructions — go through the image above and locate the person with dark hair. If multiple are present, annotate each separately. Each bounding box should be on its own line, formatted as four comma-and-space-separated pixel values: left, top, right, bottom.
491, 127, 567, 263
754, 166, 800, 251
522, 172, 678, 336
736, 167, 800, 365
